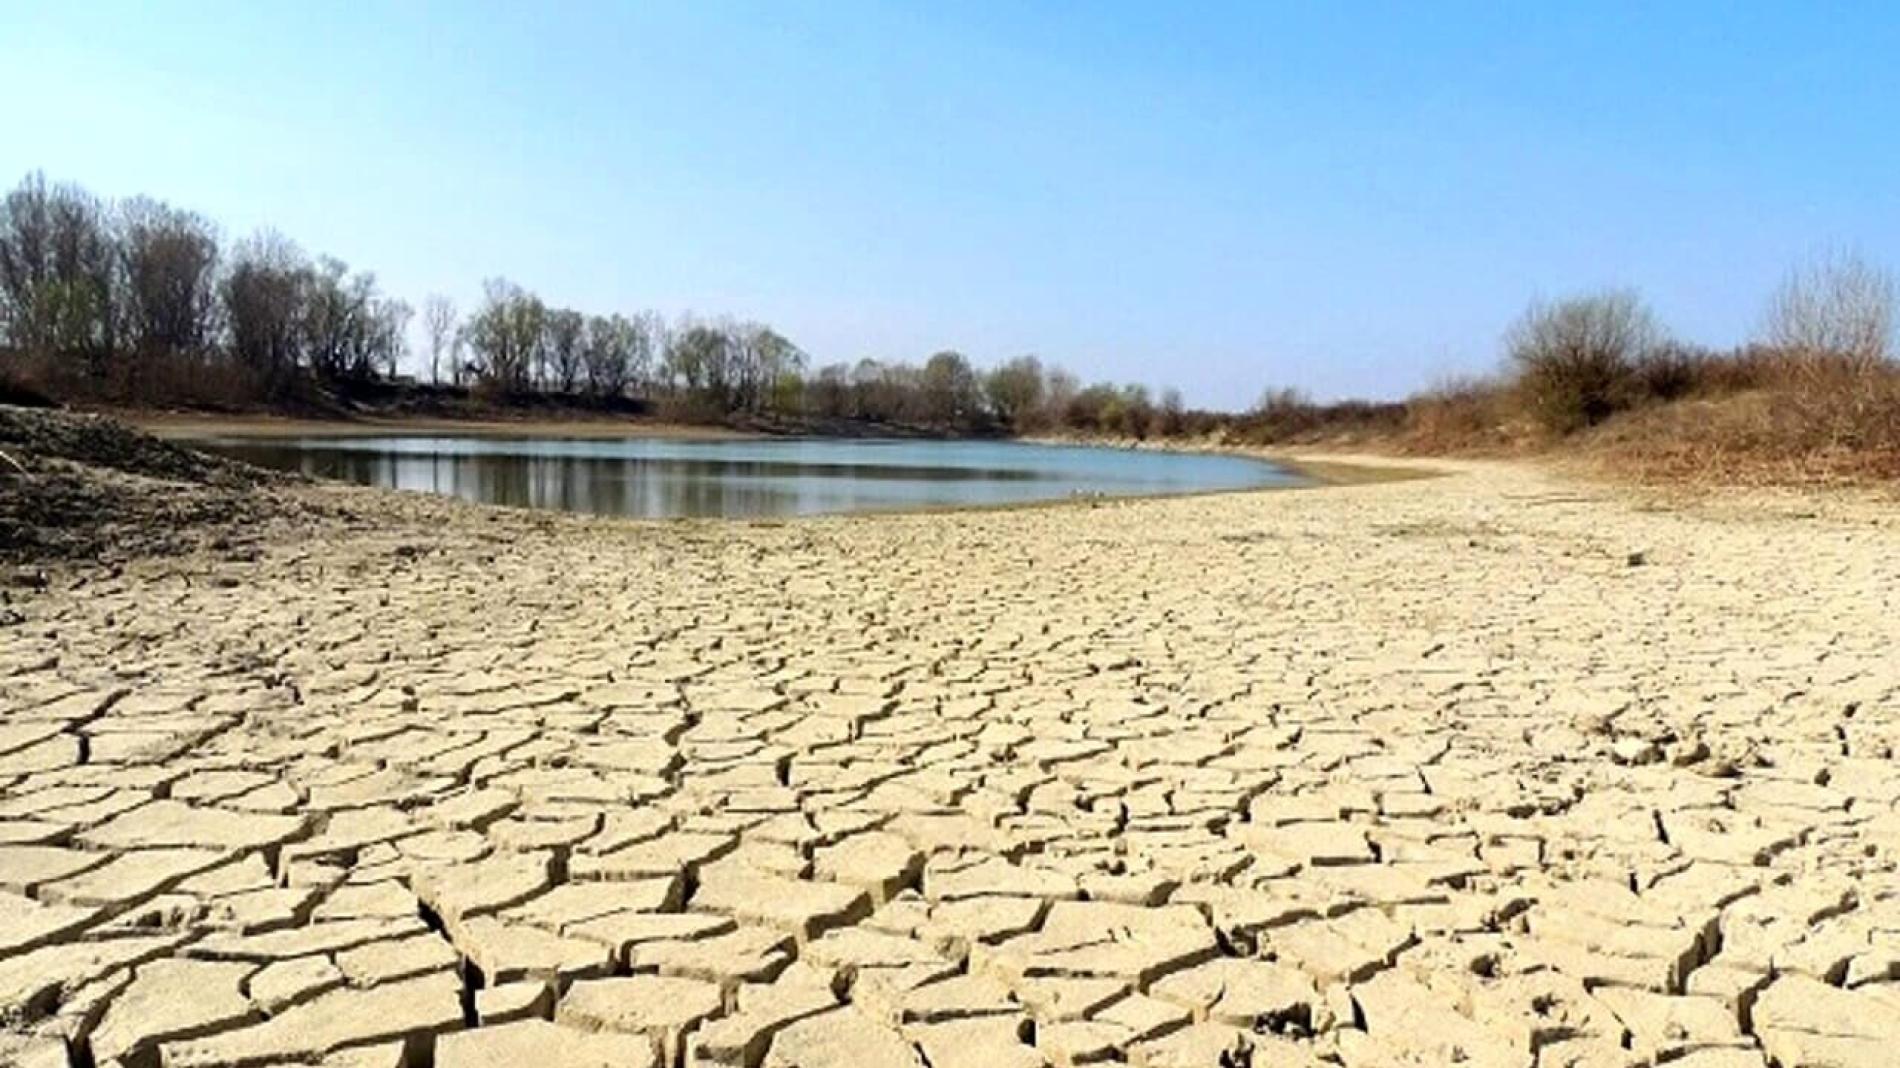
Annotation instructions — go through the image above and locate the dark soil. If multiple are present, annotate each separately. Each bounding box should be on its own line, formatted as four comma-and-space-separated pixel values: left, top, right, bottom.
0, 405, 302, 564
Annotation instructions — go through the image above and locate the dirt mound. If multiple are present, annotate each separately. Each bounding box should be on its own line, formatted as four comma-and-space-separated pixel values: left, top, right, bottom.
0, 404, 275, 485
0, 405, 298, 564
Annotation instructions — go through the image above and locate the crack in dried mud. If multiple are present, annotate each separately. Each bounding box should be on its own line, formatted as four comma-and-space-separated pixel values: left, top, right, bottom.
0, 462, 1897, 1067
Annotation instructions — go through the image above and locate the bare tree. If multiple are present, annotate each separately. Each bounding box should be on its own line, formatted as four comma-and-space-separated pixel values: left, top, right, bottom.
630, 310, 663, 392
0, 172, 118, 375
921, 350, 981, 427
1, 166, 1269, 432
46, 178, 118, 372
581, 314, 626, 398
663, 316, 731, 406
369, 297, 411, 379
304, 263, 405, 384
422, 295, 456, 386
984, 355, 1045, 430
463, 279, 544, 393
1506, 289, 1662, 432
1763, 250, 1895, 370
0, 172, 56, 352
544, 308, 586, 394
223, 231, 309, 394
737, 323, 804, 413
1042, 367, 1079, 427
805, 362, 851, 417
119, 197, 220, 359
1156, 386, 1186, 436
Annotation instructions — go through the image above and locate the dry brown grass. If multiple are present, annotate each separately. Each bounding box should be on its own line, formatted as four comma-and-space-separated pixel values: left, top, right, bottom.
1400, 376, 1523, 454
2, 349, 271, 411
1582, 358, 1900, 486
1223, 391, 1408, 447
1219, 349, 1900, 489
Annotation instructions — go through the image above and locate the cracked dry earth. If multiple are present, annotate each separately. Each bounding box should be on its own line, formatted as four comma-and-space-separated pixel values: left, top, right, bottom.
2, 463, 1898, 1068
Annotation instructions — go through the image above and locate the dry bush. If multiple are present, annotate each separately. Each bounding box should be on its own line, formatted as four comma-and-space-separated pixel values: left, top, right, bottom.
1402, 376, 1515, 452
1226, 388, 1407, 445
1506, 290, 1661, 434
1626, 342, 1712, 404
652, 391, 729, 426
1588, 251, 1899, 484
5, 348, 273, 412
1762, 250, 1894, 370
1685, 344, 1779, 397
1585, 356, 1900, 485
1762, 355, 1900, 465
110, 351, 270, 410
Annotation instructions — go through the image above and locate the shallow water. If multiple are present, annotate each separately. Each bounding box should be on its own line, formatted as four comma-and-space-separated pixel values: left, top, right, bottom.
188, 435, 1302, 519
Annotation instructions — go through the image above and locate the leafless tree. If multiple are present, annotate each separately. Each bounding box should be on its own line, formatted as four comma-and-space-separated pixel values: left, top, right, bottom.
984, 355, 1045, 430
662, 315, 730, 405
303, 259, 408, 383
1762, 250, 1895, 370
0, 172, 118, 374
119, 197, 220, 359
1157, 386, 1186, 435
1507, 289, 1662, 432
629, 310, 663, 392
1042, 367, 1079, 426
0, 172, 56, 351
805, 362, 852, 417
4, 166, 1245, 433
370, 297, 411, 379
735, 323, 804, 413
463, 279, 544, 393
422, 295, 456, 386
222, 231, 309, 393
922, 350, 982, 427
544, 307, 586, 394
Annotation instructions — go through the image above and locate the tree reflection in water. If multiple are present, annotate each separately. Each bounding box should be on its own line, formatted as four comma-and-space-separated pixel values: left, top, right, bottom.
191, 437, 1299, 519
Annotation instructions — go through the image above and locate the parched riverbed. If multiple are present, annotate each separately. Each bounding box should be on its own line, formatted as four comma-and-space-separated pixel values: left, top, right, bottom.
2, 459, 1897, 1067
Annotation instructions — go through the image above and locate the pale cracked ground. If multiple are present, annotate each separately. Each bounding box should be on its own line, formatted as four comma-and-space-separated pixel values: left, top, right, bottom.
2, 460, 1898, 1068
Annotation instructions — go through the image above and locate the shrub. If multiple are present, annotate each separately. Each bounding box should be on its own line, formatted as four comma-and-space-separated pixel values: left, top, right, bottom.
1761, 250, 1895, 370
1585, 359, 1900, 484
1506, 289, 1662, 434
1225, 389, 1406, 445
1403, 376, 1511, 452
1628, 342, 1709, 404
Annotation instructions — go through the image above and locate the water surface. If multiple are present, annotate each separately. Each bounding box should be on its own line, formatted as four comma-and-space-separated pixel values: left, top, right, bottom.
190, 435, 1302, 519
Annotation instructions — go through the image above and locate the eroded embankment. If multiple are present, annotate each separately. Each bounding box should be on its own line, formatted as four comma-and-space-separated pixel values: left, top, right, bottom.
0, 405, 310, 565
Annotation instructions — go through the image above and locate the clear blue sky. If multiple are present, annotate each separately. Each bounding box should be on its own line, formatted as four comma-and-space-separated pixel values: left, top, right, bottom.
5, 2, 1897, 405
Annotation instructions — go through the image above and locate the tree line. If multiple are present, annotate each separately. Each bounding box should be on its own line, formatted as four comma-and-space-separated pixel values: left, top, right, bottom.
0, 170, 1203, 437
20, 167, 1881, 461
0, 173, 413, 403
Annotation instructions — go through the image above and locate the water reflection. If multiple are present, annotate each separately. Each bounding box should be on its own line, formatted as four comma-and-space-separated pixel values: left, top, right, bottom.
191, 436, 1299, 519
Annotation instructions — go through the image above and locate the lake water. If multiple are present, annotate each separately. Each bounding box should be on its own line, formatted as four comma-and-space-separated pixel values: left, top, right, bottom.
188, 435, 1303, 519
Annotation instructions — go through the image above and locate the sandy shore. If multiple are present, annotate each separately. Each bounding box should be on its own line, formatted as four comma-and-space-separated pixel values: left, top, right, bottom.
2, 461, 1897, 1066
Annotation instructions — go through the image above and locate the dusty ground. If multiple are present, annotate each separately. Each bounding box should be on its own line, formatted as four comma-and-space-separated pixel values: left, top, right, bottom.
2, 456, 1898, 1068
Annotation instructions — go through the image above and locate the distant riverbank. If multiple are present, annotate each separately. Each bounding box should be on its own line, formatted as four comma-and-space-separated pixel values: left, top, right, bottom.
126, 410, 759, 442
